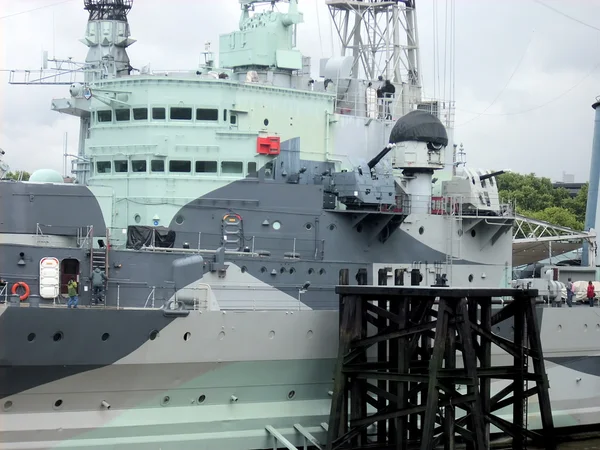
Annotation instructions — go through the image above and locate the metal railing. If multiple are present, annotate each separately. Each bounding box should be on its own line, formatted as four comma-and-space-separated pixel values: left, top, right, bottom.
106, 227, 326, 261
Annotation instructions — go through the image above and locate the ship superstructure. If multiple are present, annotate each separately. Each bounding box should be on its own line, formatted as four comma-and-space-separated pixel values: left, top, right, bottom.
1, 1, 596, 449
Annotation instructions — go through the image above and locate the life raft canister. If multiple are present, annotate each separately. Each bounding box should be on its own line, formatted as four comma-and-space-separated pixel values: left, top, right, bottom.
11, 281, 30, 302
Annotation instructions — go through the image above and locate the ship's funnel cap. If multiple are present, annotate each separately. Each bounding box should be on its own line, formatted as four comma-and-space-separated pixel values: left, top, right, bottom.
389, 110, 448, 147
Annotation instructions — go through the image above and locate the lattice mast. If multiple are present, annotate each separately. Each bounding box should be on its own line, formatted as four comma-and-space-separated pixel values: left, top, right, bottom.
81, 0, 136, 82
326, 0, 420, 88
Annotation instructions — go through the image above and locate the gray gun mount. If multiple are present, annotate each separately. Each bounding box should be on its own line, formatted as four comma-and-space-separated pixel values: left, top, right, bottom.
323, 167, 397, 211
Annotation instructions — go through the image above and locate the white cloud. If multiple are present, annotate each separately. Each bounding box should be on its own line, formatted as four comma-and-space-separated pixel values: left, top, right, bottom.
0, 0, 599, 183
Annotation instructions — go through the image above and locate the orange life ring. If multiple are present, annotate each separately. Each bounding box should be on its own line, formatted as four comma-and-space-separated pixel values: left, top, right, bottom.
11, 282, 30, 302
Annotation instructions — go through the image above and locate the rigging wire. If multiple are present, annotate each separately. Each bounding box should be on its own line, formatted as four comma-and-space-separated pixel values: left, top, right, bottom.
315, 0, 324, 58
0, 0, 76, 21
454, 30, 536, 128
455, 59, 600, 118
533, 0, 600, 33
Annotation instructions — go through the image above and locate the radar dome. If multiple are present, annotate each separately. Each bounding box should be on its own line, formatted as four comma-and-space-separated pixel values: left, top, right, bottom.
29, 169, 64, 183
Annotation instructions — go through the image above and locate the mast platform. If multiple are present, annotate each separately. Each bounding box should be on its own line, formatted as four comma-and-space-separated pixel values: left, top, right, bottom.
326, 270, 556, 450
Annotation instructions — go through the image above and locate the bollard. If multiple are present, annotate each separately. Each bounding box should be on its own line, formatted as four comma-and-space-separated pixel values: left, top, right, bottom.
28, 296, 40, 308
394, 268, 404, 286
411, 268, 421, 286
356, 268, 368, 286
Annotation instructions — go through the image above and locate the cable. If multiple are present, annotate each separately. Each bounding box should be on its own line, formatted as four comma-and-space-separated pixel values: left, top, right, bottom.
533, 0, 600, 33
455, 59, 600, 118
0, 0, 76, 20
315, 1, 324, 58
454, 30, 535, 127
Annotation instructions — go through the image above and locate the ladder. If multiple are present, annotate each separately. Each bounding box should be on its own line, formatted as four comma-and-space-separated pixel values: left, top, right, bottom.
89, 228, 110, 300
445, 196, 463, 283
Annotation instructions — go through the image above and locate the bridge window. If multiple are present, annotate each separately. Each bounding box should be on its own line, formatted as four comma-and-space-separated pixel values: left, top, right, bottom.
151, 160, 165, 172
196, 108, 218, 121
133, 108, 148, 121
169, 160, 191, 173
195, 161, 217, 173
230, 115, 237, 125
96, 161, 111, 174
97, 110, 112, 123
247, 162, 258, 177
115, 109, 130, 122
221, 161, 243, 175
223, 109, 228, 122
152, 107, 166, 120
132, 160, 147, 173
114, 160, 128, 173
170, 107, 192, 121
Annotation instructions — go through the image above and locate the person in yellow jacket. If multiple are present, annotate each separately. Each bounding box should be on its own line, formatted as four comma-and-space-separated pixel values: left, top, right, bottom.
67, 279, 78, 309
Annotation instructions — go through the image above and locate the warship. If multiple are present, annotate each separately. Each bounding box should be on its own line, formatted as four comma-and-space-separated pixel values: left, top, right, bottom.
1, 1, 599, 449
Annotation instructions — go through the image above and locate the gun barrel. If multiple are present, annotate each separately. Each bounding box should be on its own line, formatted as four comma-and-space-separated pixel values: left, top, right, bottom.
479, 170, 506, 181
367, 145, 394, 170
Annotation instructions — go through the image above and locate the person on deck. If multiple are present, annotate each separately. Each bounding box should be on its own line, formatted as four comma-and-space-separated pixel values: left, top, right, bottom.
566, 278, 574, 307
67, 279, 78, 309
587, 281, 595, 307
91, 268, 107, 305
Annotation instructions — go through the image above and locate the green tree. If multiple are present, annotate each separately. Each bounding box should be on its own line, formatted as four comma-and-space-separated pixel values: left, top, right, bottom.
521, 207, 584, 230
4, 171, 30, 181
496, 172, 586, 230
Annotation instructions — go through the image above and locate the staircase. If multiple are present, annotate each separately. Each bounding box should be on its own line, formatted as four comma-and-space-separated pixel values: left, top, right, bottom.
92, 250, 107, 272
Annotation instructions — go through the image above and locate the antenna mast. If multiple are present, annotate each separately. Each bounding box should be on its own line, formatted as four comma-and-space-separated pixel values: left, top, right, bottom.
326, 0, 420, 88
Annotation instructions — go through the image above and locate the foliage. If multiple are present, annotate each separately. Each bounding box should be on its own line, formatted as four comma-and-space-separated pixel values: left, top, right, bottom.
3, 171, 30, 181
496, 172, 587, 230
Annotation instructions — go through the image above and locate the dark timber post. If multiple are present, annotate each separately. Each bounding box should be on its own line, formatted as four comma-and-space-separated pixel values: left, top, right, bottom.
326, 286, 555, 450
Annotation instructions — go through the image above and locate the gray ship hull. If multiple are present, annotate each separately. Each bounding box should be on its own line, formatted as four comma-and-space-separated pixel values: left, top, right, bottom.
1, 305, 600, 449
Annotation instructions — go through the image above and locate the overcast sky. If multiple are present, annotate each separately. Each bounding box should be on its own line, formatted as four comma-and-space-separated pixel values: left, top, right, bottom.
1, 0, 599, 183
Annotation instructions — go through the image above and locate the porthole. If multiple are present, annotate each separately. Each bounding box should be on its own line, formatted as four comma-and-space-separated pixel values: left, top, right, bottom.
53, 332, 63, 342
27, 333, 35, 342
54, 399, 63, 409
272, 221, 281, 230
288, 390, 296, 400
305, 223, 313, 230
161, 396, 170, 406
468, 274, 474, 283
184, 332, 191, 341
308, 268, 315, 275
3, 400, 13, 411
101, 333, 110, 341
149, 330, 159, 340
260, 267, 267, 273
134, 214, 141, 224
264, 118, 269, 126
419, 226, 424, 235
175, 215, 184, 225
197, 395, 206, 404
319, 268, 326, 275
241, 266, 247, 273
328, 224, 336, 231
471, 229, 477, 238
280, 267, 286, 274
356, 225, 363, 233
289, 268, 296, 274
